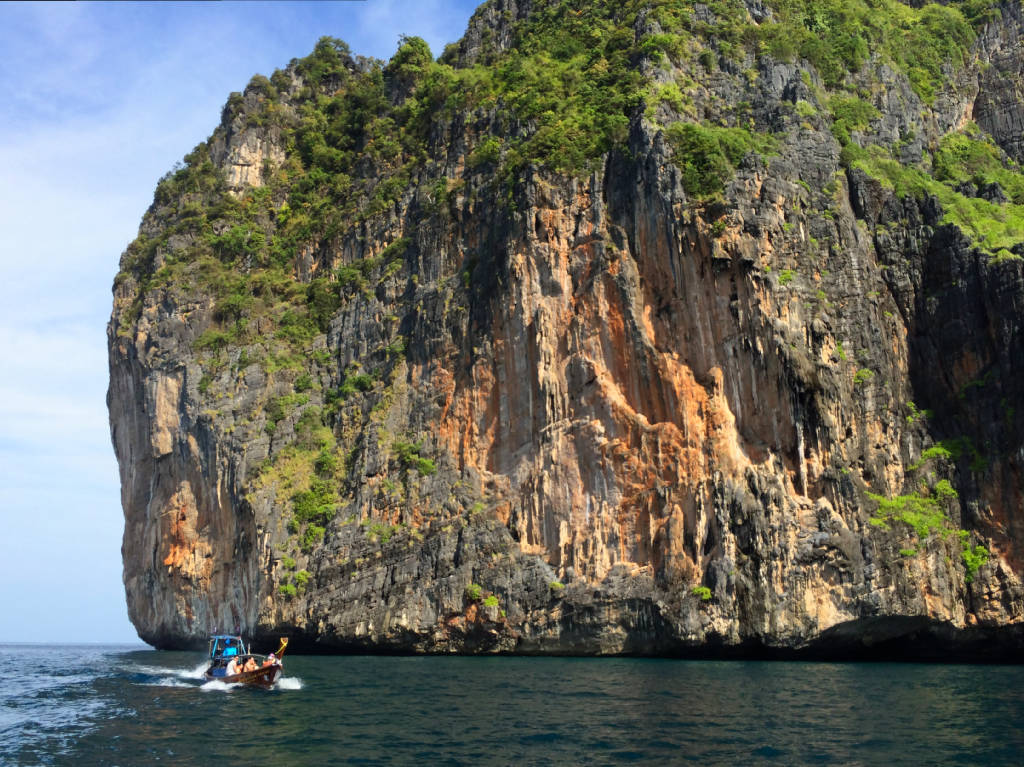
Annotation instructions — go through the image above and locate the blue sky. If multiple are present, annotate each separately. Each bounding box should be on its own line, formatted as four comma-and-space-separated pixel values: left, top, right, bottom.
0, 0, 479, 643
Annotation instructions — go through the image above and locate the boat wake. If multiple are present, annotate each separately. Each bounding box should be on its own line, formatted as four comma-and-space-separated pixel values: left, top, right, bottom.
125, 658, 300, 691
128, 662, 209, 688
199, 679, 241, 692
149, 678, 194, 688
199, 676, 301, 692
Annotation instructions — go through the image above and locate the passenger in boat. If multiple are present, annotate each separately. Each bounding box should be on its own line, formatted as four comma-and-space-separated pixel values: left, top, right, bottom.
262, 652, 277, 667
225, 657, 239, 676
243, 656, 258, 672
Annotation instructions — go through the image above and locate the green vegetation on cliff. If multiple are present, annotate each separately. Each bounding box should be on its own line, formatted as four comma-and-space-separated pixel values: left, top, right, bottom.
849, 125, 1024, 258
870, 475, 990, 584
112, 0, 1016, 582
759, 0, 985, 100
117, 0, 1009, 341
664, 122, 776, 199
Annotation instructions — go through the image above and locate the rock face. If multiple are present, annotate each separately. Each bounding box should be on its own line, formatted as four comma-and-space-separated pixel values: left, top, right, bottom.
109, 0, 1024, 657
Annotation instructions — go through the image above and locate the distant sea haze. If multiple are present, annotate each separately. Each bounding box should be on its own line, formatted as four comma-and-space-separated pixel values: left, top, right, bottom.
3, 644, 1024, 765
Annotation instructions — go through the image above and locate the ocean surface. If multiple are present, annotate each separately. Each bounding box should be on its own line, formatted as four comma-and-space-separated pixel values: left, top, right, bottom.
2, 644, 1023, 766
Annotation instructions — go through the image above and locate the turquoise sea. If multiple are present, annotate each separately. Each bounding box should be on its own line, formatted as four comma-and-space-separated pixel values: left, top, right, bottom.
2, 643, 1023, 765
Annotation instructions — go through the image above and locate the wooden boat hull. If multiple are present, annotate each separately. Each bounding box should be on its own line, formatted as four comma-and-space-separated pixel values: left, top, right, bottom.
205, 663, 283, 688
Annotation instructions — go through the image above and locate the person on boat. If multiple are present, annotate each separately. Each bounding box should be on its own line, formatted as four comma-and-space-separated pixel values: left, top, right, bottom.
225, 657, 239, 676
262, 652, 277, 667
243, 656, 258, 672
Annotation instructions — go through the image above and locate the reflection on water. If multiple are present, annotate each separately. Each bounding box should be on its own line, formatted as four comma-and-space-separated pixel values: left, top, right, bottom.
2, 645, 1024, 765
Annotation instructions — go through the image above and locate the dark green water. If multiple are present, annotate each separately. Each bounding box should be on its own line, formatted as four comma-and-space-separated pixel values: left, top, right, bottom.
3, 644, 1024, 765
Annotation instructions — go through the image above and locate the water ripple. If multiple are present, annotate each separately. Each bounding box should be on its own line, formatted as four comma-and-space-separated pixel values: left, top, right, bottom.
3, 647, 1024, 765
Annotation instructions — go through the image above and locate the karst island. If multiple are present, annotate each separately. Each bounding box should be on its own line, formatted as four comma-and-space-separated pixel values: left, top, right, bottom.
108, 0, 1024, 659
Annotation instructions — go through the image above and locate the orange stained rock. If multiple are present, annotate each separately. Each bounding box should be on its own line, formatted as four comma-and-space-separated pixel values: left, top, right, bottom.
980, 463, 1024, 571
952, 349, 984, 389
923, 584, 957, 623
162, 498, 194, 569
434, 351, 501, 475
159, 484, 212, 584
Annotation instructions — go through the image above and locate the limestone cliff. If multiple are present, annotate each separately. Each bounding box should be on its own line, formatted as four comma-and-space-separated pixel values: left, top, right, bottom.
109, 0, 1024, 657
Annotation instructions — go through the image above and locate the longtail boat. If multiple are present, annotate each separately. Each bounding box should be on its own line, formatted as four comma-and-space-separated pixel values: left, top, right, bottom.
204, 635, 288, 687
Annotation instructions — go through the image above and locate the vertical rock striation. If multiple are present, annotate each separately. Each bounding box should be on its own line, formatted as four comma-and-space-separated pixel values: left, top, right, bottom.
109, 0, 1024, 656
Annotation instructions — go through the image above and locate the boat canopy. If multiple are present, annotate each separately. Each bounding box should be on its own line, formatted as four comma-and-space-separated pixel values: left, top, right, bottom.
208, 635, 247, 660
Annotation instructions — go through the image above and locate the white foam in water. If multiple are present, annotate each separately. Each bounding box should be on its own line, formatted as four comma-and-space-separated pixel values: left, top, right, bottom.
275, 676, 302, 690
180, 662, 210, 680
200, 679, 240, 692
131, 661, 211, 687
130, 662, 208, 679
150, 677, 194, 688
129, 664, 175, 676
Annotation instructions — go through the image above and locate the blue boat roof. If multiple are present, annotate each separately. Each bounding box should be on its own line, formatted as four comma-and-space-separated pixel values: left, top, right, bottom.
210, 634, 242, 639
